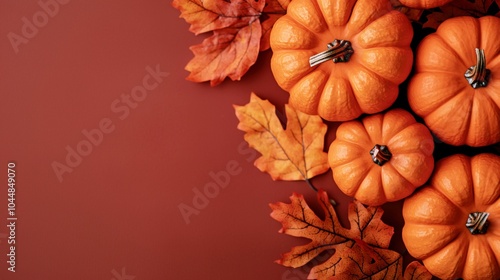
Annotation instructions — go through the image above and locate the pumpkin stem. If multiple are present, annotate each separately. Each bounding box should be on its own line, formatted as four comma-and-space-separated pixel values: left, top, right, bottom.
370, 144, 392, 166
466, 212, 490, 234
309, 39, 353, 67
464, 48, 491, 89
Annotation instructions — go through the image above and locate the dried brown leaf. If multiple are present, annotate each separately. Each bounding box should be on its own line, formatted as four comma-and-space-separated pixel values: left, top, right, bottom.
423, 0, 495, 29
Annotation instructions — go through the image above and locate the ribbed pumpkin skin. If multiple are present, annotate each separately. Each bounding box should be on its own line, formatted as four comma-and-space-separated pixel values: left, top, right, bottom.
398, 0, 453, 8
402, 153, 500, 280
328, 109, 434, 206
408, 16, 500, 147
270, 0, 413, 121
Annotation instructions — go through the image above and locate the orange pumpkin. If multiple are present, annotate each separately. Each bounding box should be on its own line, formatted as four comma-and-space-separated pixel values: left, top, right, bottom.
398, 0, 453, 9
328, 109, 434, 206
402, 153, 500, 280
408, 16, 500, 147
270, 0, 413, 121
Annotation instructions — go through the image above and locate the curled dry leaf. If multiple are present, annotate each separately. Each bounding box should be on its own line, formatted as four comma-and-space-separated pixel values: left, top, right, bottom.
172, 0, 290, 85
233, 93, 329, 181
270, 190, 403, 279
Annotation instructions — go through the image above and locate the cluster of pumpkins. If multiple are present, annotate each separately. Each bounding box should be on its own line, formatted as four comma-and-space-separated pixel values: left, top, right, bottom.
268, 0, 500, 279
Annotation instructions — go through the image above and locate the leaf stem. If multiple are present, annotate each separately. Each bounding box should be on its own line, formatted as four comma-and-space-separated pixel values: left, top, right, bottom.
305, 178, 337, 206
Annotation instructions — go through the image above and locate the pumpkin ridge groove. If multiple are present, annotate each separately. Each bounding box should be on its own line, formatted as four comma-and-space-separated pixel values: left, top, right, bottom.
417, 76, 467, 118
426, 91, 473, 143
387, 161, 414, 189
419, 228, 464, 260
335, 137, 366, 150
350, 62, 397, 111
431, 34, 469, 70
333, 159, 373, 193
286, 16, 318, 43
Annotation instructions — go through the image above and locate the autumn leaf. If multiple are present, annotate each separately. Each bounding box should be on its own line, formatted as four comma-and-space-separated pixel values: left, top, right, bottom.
185, 23, 262, 86
173, 0, 290, 85
390, 0, 424, 22
270, 190, 403, 279
423, 0, 497, 29
404, 261, 432, 280
234, 93, 329, 181
172, 0, 264, 35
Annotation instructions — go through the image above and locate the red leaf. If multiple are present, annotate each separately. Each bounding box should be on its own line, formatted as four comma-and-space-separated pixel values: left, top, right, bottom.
173, 0, 293, 85
173, 0, 265, 85
185, 22, 262, 86
172, 0, 264, 35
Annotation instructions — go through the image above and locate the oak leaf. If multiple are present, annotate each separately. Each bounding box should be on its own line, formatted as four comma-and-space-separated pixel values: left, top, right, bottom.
404, 261, 432, 280
270, 190, 433, 279
234, 93, 329, 181
172, 0, 290, 85
423, 0, 497, 29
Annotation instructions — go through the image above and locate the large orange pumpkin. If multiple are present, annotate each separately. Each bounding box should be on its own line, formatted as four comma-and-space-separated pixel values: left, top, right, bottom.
408, 16, 500, 147
328, 109, 434, 206
402, 153, 500, 280
270, 0, 413, 121
398, 0, 453, 9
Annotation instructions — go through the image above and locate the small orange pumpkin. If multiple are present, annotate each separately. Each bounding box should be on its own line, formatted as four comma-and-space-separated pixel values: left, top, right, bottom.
328, 109, 434, 206
408, 16, 500, 147
402, 153, 500, 280
270, 0, 413, 121
398, 0, 453, 9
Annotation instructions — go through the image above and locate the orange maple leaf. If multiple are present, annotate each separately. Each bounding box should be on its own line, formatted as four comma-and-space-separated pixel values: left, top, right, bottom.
234, 93, 329, 181
423, 0, 495, 29
173, 0, 290, 85
270, 190, 432, 279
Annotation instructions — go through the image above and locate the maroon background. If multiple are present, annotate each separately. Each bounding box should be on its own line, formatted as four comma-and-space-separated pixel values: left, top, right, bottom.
4, 0, 496, 279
